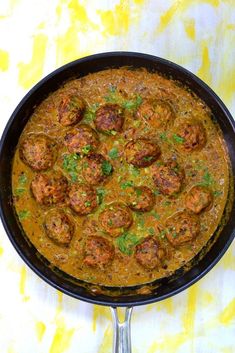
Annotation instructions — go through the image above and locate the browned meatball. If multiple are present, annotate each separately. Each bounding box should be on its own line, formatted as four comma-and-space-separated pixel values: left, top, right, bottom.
99, 203, 133, 237
44, 209, 74, 246
175, 121, 206, 152
19, 134, 56, 171
82, 153, 113, 185
84, 236, 114, 268
152, 161, 184, 196
64, 124, 99, 154
135, 237, 165, 270
68, 183, 98, 215
58, 94, 85, 126
125, 139, 161, 168
31, 173, 68, 205
137, 99, 175, 129
94, 104, 124, 134
166, 211, 200, 246
127, 186, 155, 212
185, 185, 213, 214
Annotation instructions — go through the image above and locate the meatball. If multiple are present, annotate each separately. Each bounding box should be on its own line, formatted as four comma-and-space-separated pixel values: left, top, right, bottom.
31, 173, 68, 205
152, 161, 184, 196
44, 209, 74, 246
84, 236, 114, 268
175, 121, 206, 152
82, 153, 113, 185
135, 237, 165, 270
94, 104, 124, 134
99, 203, 133, 237
125, 139, 161, 168
19, 134, 56, 171
137, 99, 175, 129
58, 94, 85, 126
64, 124, 99, 154
127, 186, 155, 212
68, 183, 98, 215
165, 211, 200, 246
185, 185, 213, 214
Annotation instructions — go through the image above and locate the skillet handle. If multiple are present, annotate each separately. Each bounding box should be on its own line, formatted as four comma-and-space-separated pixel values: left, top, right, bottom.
110, 307, 133, 353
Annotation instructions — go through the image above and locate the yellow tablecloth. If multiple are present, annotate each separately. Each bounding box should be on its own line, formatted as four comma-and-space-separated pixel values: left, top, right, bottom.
0, 1, 234, 352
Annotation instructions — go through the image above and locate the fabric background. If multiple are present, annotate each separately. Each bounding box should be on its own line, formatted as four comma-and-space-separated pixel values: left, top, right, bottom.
0, 1, 234, 352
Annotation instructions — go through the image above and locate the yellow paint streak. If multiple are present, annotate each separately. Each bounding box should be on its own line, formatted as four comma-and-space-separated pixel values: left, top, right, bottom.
56, 0, 93, 65
0, 246, 3, 256
98, 0, 130, 36
19, 266, 26, 295
18, 34, 48, 89
201, 291, 214, 305
221, 348, 234, 353
98, 325, 112, 353
134, 0, 145, 4
184, 19, 195, 40
56, 290, 63, 316
147, 297, 174, 314
35, 321, 46, 342
226, 24, 235, 30
0, 49, 9, 71
197, 45, 212, 84
157, 0, 219, 33
220, 248, 235, 270
182, 285, 198, 338
93, 305, 111, 332
49, 320, 75, 353
219, 299, 235, 325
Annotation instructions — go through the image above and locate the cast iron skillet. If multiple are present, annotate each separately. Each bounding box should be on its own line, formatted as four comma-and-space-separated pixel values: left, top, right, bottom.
0, 52, 235, 353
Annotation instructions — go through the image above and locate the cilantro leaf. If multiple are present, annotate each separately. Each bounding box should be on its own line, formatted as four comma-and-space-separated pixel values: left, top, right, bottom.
121, 180, 134, 189
116, 232, 140, 255
18, 210, 30, 220
108, 147, 119, 159
102, 160, 113, 176
172, 134, 185, 144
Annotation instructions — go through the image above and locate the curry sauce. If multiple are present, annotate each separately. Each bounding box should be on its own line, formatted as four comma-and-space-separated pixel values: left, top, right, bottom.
12, 68, 230, 286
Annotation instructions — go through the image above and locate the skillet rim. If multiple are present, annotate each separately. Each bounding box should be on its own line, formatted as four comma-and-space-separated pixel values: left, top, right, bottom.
0, 51, 234, 307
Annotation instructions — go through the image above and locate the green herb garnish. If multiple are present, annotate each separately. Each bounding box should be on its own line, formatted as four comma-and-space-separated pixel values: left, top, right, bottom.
122, 95, 142, 111
150, 211, 160, 220
84, 201, 91, 207
121, 180, 134, 189
116, 232, 140, 255
97, 188, 106, 204
130, 166, 140, 177
108, 147, 119, 159
82, 145, 92, 154
62, 153, 80, 182
198, 171, 214, 187
102, 160, 113, 176
18, 210, 30, 220
148, 227, 155, 236
15, 173, 28, 196
213, 190, 222, 197
135, 188, 142, 197
143, 156, 154, 162
172, 134, 185, 144
83, 103, 99, 123
159, 132, 168, 141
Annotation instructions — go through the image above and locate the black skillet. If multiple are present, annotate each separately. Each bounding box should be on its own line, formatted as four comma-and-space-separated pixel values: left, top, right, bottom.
0, 52, 235, 353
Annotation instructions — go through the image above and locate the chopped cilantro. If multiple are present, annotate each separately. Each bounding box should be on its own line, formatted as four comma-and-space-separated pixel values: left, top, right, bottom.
198, 171, 214, 187
15, 188, 25, 196
137, 217, 145, 228
108, 147, 119, 159
18, 210, 30, 220
116, 232, 140, 255
122, 95, 142, 111
143, 156, 154, 162
172, 134, 185, 144
150, 211, 160, 220
159, 132, 168, 141
213, 190, 223, 197
163, 200, 171, 206
102, 160, 113, 176
148, 227, 155, 236
135, 188, 142, 197
153, 189, 160, 196
121, 180, 134, 189
62, 153, 80, 182
82, 145, 92, 154
97, 188, 105, 204
83, 103, 99, 123
130, 165, 140, 177
18, 173, 27, 185
84, 201, 91, 207
159, 229, 167, 239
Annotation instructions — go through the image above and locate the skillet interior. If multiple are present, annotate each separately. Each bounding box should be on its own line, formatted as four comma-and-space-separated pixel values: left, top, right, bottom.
0, 52, 235, 306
